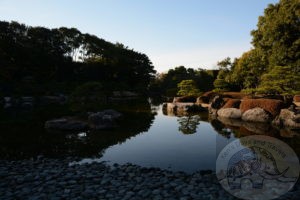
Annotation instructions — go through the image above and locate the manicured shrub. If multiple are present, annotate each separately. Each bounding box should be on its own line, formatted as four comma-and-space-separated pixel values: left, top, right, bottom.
173, 96, 197, 103
239, 99, 283, 117
294, 95, 300, 102
222, 99, 241, 109
222, 92, 246, 99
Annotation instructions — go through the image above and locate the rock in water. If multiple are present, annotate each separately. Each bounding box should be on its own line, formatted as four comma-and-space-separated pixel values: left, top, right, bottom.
45, 118, 88, 131
217, 108, 242, 119
242, 107, 272, 123
273, 109, 300, 128
88, 109, 122, 130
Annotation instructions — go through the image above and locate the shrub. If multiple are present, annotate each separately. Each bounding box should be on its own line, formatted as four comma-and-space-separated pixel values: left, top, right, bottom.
294, 95, 300, 102
222, 99, 241, 109
71, 82, 105, 97
222, 92, 246, 99
177, 80, 201, 96
173, 96, 197, 103
239, 99, 283, 117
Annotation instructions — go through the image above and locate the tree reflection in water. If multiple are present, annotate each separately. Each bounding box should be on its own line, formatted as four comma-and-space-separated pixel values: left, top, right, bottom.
177, 115, 201, 134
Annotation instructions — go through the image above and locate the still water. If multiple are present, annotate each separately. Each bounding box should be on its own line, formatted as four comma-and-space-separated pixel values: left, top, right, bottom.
96, 105, 219, 172
1, 101, 299, 173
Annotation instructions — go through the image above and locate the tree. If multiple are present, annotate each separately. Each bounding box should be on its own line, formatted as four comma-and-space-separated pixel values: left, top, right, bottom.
177, 80, 200, 96
213, 58, 232, 91
257, 66, 300, 94
0, 20, 156, 95
251, 0, 300, 71
230, 49, 267, 89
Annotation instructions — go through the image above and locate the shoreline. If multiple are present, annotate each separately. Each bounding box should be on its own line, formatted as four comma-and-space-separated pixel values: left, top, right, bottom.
1, 158, 299, 200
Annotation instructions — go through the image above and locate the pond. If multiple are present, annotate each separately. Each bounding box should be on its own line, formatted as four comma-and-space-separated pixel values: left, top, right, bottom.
0, 100, 299, 173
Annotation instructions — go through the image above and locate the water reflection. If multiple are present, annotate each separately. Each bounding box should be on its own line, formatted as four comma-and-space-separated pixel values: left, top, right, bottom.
177, 115, 201, 134
0, 99, 156, 159
0, 101, 299, 173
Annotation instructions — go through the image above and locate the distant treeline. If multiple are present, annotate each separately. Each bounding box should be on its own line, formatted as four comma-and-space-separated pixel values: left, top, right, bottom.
0, 21, 155, 96
149, 66, 218, 96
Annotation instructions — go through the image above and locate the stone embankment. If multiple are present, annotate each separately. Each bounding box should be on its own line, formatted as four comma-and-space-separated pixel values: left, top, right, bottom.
1, 158, 299, 200
164, 93, 300, 129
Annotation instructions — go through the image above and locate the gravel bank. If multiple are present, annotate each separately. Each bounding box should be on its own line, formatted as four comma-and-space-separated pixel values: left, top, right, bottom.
0, 158, 298, 200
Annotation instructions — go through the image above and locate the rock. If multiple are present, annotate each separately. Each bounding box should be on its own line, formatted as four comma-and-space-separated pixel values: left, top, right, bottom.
45, 118, 88, 131
162, 103, 202, 116
210, 96, 224, 110
173, 96, 197, 103
184, 104, 207, 112
197, 91, 219, 104
273, 109, 300, 128
217, 108, 242, 119
240, 99, 283, 118
88, 109, 122, 130
241, 107, 272, 123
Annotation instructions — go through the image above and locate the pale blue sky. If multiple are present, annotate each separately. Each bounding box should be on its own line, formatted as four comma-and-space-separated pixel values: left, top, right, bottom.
0, 0, 278, 72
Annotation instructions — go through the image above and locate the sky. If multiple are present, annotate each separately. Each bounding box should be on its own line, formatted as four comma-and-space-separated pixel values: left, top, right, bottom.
0, 0, 279, 72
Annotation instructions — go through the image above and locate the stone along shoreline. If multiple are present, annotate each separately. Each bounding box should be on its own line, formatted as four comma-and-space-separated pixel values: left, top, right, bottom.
1, 158, 299, 200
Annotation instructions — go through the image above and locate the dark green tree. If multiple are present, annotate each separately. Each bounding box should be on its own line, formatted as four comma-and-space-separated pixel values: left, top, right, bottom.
257, 66, 300, 94
251, 0, 300, 71
177, 80, 200, 96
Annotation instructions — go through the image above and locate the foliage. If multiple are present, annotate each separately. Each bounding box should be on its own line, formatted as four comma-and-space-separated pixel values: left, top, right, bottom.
71, 82, 105, 98
213, 58, 232, 91
251, 0, 300, 71
257, 66, 300, 95
149, 66, 218, 97
214, 0, 299, 95
177, 80, 201, 96
0, 21, 156, 96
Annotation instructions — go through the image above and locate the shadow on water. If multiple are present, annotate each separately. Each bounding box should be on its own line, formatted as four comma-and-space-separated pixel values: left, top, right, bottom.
0, 98, 156, 159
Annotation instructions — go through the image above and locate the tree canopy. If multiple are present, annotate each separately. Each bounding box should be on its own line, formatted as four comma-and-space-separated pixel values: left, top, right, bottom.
177, 80, 200, 96
0, 21, 156, 96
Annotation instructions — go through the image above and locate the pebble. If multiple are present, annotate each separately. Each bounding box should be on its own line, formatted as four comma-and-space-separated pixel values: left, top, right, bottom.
0, 158, 298, 200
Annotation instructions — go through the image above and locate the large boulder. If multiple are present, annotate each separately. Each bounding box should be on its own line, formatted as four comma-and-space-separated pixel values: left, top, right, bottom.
88, 109, 122, 130
173, 96, 197, 103
273, 109, 300, 128
197, 91, 218, 104
45, 118, 88, 131
217, 108, 242, 119
241, 107, 272, 123
209, 95, 225, 116
240, 99, 283, 118
162, 103, 206, 116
